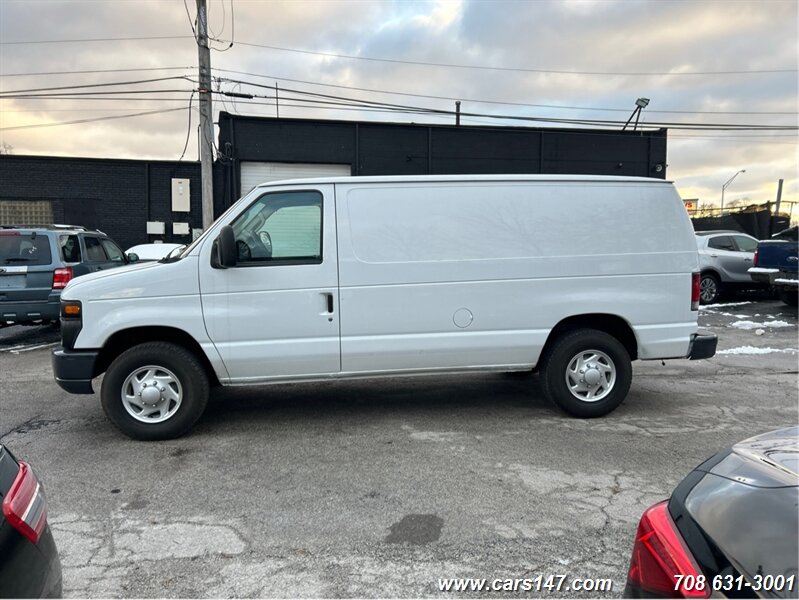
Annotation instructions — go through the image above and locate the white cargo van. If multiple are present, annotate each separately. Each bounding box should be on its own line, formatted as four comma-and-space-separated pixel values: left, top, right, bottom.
53, 175, 716, 439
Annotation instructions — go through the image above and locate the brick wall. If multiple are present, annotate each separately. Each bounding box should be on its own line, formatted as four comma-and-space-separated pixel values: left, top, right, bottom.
0, 155, 201, 250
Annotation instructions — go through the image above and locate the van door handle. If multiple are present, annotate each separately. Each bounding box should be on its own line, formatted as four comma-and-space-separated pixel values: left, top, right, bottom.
324, 293, 334, 314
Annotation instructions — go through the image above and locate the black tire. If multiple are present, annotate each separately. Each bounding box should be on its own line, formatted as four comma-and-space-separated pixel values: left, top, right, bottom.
699, 273, 721, 305
539, 329, 632, 418
779, 288, 798, 307
101, 342, 209, 440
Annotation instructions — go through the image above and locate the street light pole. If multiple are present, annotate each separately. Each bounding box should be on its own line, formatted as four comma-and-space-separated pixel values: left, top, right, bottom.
720, 169, 746, 214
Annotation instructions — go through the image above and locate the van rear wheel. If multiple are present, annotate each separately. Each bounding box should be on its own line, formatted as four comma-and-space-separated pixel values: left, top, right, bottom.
539, 329, 632, 418
101, 342, 209, 440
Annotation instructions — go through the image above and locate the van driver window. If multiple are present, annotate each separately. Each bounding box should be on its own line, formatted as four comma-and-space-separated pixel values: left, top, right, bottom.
229, 190, 322, 264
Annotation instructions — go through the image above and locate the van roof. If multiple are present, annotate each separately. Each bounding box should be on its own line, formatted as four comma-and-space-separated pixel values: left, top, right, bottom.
254, 174, 672, 189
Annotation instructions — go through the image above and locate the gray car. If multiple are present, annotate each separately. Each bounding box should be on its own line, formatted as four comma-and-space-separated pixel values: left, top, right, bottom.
0, 225, 129, 326
695, 230, 763, 304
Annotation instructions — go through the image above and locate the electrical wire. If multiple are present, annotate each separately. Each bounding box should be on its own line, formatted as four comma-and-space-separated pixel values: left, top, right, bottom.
222, 41, 797, 77
1, 35, 793, 76
208, 0, 235, 52
0, 76, 192, 96
1, 64, 791, 116
183, 0, 197, 40
215, 77, 798, 130
0, 67, 195, 78
178, 91, 196, 161
0, 36, 193, 45
1, 90, 195, 99
0, 96, 196, 102
0, 107, 189, 131
211, 68, 799, 116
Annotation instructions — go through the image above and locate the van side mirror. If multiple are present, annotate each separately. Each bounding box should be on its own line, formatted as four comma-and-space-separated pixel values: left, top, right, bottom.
212, 225, 237, 269
126, 252, 139, 263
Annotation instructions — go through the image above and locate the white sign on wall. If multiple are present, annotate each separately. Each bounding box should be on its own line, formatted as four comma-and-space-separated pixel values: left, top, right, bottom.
171, 179, 190, 212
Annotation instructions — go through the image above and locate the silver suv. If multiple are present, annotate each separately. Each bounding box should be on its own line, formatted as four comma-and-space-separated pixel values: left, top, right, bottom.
695, 230, 762, 304
0, 225, 129, 326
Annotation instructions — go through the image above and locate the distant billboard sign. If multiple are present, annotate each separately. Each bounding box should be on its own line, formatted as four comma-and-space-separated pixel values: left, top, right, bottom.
683, 199, 698, 213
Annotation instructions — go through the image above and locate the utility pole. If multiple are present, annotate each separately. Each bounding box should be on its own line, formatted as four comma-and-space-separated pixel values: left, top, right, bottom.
772, 178, 784, 236
196, 0, 214, 229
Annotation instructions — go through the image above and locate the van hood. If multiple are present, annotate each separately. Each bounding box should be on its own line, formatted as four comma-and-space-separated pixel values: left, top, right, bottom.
62, 257, 198, 301
67, 261, 161, 288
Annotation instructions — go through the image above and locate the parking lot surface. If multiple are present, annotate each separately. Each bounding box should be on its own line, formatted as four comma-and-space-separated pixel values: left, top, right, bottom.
1, 297, 797, 598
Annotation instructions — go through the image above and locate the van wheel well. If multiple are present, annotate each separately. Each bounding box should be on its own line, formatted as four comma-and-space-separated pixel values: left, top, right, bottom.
538, 314, 638, 366
94, 326, 219, 386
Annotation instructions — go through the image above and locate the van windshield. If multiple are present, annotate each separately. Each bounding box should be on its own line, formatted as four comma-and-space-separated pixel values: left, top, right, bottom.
175, 187, 266, 259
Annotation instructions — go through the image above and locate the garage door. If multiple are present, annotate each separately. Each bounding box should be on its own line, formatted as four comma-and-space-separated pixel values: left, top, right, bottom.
240, 162, 351, 195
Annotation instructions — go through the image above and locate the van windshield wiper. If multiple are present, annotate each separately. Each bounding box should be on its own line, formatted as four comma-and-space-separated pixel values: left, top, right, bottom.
159, 245, 187, 263
2, 257, 34, 263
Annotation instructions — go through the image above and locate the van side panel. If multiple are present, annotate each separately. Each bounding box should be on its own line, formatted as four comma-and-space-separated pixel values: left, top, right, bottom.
336, 182, 697, 372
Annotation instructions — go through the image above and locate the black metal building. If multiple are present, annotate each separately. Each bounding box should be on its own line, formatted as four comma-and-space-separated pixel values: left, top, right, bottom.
1, 115, 668, 247
216, 113, 668, 210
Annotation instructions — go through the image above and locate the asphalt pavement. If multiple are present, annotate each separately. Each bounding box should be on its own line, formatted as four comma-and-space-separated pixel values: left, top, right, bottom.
1, 297, 796, 598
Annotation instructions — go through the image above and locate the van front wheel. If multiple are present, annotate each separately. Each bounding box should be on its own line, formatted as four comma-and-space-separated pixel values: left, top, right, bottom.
101, 342, 209, 440
539, 329, 632, 418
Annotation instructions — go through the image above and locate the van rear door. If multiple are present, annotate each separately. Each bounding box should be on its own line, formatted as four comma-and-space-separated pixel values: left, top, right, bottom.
199, 184, 340, 381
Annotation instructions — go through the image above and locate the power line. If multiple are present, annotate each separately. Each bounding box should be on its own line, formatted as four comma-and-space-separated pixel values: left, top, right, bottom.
0, 76, 191, 96
0, 90, 195, 99
0, 36, 193, 45
2, 63, 790, 116
0, 96, 194, 102
0, 107, 189, 131
182, 0, 197, 39
213, 68, 799, 116
216, 77, 799, 130
227, 41, 797, 77
1, 35, 793, 76
178, 92, 197, 161
0, 67, 195, 78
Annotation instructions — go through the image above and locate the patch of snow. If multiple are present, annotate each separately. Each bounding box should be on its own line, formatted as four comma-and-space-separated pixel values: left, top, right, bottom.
730, 320, 793, 330
718, 346, 798, 355
700, 301, 753, 310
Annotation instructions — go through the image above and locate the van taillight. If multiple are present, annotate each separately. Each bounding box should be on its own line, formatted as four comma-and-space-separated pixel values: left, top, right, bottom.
53, 267, 73, 289
753, 249, 759, 267
1, 461, 47, 544
627, 501, 709, 598
691, 272, 700, 310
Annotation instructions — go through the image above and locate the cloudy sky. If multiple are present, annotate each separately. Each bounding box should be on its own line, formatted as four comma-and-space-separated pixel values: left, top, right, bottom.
1, 0, 797, 212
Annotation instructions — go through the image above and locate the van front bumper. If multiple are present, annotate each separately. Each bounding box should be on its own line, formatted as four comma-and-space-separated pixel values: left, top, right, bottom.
687, 333, 717, 360
52, 348, 98, 394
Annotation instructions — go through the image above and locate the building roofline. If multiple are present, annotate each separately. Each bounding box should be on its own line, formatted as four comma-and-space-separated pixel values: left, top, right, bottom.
218, 112, 668, 137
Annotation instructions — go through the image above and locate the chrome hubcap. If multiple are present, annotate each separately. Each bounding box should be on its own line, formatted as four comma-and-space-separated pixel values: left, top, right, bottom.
565, 349, 616, 402
122, 365, 183, 423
